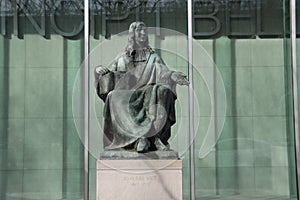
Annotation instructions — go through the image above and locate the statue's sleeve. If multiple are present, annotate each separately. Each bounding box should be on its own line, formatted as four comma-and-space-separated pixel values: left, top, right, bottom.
112, 53, 127, 72
96, 54, 128, 101
154, 56, 176, 86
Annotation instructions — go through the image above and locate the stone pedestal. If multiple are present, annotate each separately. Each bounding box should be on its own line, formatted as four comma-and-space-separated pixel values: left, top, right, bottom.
97, 159, 182, 200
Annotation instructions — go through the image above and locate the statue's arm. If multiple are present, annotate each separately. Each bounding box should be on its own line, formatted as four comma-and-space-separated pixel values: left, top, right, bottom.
94, 54, 127, 101
171, 71, 189, 86
154, 56, 189, 86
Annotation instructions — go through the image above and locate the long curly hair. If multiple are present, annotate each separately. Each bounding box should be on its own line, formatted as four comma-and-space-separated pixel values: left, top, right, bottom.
125, 22, 150, 57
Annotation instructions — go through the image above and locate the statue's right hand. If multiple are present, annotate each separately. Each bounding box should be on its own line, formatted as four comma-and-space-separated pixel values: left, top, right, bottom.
95, 66, 110, 77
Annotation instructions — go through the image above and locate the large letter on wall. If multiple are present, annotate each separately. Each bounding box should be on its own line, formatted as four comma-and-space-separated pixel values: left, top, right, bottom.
21, 0, 46, 36
51, 0, 84, 37
193, 1, 221, 37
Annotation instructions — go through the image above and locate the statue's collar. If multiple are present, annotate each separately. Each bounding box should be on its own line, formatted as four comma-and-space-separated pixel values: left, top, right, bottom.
132, 48, 153, 62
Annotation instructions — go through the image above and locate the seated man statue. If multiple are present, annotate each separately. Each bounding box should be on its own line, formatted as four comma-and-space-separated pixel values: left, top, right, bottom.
95, 21, 189, 153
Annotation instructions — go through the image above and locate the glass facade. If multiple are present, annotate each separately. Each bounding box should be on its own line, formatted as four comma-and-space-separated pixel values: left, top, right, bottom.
0, 0, 299, 200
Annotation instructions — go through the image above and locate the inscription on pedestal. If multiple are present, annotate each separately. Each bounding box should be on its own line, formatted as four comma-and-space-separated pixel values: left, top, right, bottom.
123, 175, 158, 187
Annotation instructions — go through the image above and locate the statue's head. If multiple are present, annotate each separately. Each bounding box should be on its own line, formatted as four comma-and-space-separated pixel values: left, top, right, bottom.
126, 22, 150, 56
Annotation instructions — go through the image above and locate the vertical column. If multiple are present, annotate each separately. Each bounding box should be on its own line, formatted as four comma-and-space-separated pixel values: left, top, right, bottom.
0, 32, 8, 200
84, 0, 90, 200
187, 0, 195, 200
290, 0, 300, 196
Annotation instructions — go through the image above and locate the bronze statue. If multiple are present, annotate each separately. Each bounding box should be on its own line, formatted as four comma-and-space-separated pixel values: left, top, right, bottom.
95, 22, 189, 153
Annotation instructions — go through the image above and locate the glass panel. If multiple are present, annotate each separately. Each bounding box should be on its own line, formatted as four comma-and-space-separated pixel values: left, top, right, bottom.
194, 0, 298, 199
0, 1, 85, 199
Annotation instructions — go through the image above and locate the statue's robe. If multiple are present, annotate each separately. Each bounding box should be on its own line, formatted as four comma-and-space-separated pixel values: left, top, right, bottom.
96, 48, 177, 151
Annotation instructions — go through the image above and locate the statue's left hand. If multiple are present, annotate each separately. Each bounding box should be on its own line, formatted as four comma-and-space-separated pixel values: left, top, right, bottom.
95, 66, 110, 76
171, 72, 189, 86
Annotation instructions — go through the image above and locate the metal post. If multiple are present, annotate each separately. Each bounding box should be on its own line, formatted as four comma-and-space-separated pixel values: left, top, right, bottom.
84, 0, 89, 200
290, 0, 300, 197
156, 5, 161, 36
187, 0, 195, 200
13, 0, 18, 36
1, 0, 6, 35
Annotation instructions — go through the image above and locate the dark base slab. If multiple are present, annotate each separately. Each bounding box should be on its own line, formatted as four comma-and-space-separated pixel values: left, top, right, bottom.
100, 150, 179, 160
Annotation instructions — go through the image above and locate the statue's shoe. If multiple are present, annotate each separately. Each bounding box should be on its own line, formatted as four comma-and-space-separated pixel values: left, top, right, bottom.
154, 137, 170, 151
135, 138, 150, 153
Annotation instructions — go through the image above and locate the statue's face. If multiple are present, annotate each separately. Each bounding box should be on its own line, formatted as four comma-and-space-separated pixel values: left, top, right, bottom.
134, 25, 147, 47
